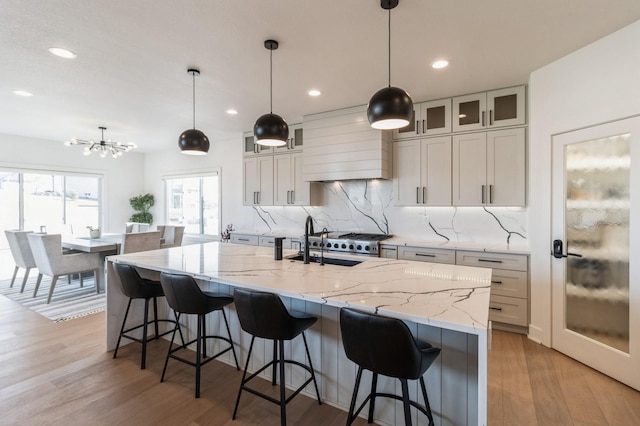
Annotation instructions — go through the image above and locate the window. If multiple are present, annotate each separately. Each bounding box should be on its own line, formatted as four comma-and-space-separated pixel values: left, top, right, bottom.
164, 173, 219, 236
0, 170, 102, 249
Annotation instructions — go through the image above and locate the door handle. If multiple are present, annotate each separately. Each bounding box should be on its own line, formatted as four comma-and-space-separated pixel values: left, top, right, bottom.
489, 110, 493, 126
287, 191, 290, 204
422, 186, 426, 204
422, 119, 425, 134
482, 111, 486, 127
416, 120, 419, 135
416, 187, 420, 204
256, 191, 260, 204
552, 239, 583, 259
481, 185, 486, 204
291, 190, 294, 204
489, 184, 494, 204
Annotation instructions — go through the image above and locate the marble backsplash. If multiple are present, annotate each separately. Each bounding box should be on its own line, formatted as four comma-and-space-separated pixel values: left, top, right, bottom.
237, 180, 527, 246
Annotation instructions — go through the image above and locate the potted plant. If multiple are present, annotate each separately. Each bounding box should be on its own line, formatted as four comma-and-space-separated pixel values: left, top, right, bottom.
129, 193, 155, 224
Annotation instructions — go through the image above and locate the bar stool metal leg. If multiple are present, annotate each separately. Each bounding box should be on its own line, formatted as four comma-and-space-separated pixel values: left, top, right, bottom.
233, 336, 256, 420
420, 376, 434, 426
279, 339, 286, 426
346, 366, 363, 425
368, 373, 378, 423
400, 378, 412, 426
302, 332, 322, 404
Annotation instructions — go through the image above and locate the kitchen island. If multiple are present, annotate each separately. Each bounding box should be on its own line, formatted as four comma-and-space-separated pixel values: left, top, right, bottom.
106, 242, 492, 425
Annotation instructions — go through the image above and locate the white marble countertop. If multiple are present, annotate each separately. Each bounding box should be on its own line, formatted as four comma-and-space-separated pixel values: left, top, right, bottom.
108, 242, 492, 335
379, 237, 530, 255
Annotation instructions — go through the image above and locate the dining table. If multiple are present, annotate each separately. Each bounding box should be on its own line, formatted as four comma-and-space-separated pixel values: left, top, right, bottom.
61, 233, 121, 291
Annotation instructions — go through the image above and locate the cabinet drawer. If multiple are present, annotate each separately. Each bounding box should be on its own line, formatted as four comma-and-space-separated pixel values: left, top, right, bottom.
491, 270, 528, 299
259, 237, 292, 249
230, 234, 259, 245
398, 246, 455, 264
456, 250, 527, 271
380, 244, 398, 259
489, 295, 527, 327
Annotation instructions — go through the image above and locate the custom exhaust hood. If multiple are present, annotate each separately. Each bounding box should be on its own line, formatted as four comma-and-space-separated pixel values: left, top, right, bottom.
303, 105, 392, 182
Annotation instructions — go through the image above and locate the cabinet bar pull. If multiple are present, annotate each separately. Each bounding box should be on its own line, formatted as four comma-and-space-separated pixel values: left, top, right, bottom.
416, 187, 420, 204
422, 186, 426, 204
491, 280, 503, 285
291, 190, 294, 204
287, 191, 290, 204
257, 191, 260, 204
479, 258, 503, 263
481, 185, 486, 204
415, 253, 436, 258
489, 306, 503, 311
482, 111, 486, 127
489, 110, 494, 126
383, 247, 397, 251
422, 119, 425, 134
416, 120, 419, 135
238, 238, 250, 242
489, 184, 494, 204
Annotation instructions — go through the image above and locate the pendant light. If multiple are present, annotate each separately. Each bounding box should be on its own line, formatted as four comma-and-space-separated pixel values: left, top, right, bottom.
178, 68, 210, 155
367, 0, 413, 130
254, 39, 288, 147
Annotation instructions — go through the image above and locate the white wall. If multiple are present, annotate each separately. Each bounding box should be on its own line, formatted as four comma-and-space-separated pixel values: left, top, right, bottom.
528, 20, 640, 345
0, 133, 145, 233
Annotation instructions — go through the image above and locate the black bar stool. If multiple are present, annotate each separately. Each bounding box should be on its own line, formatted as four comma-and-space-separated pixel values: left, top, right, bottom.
113, 263, 185, 369
339, 308, 441, 426
232, 288, 322, 426
159, 272, 239, 398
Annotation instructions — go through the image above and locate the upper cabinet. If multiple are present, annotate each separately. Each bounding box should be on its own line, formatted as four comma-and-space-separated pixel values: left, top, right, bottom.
243, 156, 274, 206
274, 123, 303, 153
242, 131, 273, 156
452, 127, 526, 206
393, 98, 452, 140
274, 152, 321, 206
452, 86, 526, 132
393, 136, 451, 206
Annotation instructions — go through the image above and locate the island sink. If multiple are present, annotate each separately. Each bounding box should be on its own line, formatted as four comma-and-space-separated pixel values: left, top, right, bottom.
286, 254, 362, 267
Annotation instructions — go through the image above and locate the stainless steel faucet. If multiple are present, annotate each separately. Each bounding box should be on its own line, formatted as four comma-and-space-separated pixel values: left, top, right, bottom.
303, 215, 314, 264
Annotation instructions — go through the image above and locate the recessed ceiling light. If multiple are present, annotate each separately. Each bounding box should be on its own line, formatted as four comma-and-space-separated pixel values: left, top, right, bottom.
48, 47, 77, 59
226, 109, 238, 115
13, 90, 33, 97
431, 60, 449, 69
308, 89, 322, 97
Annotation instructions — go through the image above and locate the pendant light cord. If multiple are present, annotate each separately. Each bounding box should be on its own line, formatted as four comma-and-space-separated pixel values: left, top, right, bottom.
270, 48, 273, 114
192, 71, 196, 129
388, 7, 391, 88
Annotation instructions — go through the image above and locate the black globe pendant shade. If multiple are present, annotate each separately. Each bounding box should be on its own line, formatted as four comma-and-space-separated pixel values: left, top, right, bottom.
178, 128, 210, 154
254, 113, 289, 147
179, 68, 209, 155
367, 0, 413, 130
367, 86, 413, 129
254, 39, 288, 147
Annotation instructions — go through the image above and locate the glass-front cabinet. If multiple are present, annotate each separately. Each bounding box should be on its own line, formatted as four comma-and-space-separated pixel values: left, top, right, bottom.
274, 123, 303, 152
393, 98, 451, 140
452, 86, 525, 132
242, 131, 273, 156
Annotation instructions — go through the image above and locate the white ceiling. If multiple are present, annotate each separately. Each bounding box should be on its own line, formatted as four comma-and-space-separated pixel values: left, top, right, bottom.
2, 0, 640, 153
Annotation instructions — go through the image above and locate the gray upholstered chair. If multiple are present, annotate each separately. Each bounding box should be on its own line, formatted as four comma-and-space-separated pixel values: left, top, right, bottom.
158, 225, 185, 249
27, 233, 101, 304
125, 222, 151, 233
4, 230, 37, 293
120, 231, 162, 254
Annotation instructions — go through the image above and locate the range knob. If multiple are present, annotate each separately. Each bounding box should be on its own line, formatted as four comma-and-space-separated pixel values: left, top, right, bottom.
365, 245, 370, 251
325, 243, 332, 248
349, 244, 354, 250
341, 243, 347, 249
356, 245, 362, 251
312, 241, 318, 247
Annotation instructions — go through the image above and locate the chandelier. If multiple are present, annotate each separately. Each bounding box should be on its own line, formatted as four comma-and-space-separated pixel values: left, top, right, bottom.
65, 126, 137, 158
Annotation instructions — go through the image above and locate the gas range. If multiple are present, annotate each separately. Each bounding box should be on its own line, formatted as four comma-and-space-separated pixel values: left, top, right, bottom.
300, 231, 393, 256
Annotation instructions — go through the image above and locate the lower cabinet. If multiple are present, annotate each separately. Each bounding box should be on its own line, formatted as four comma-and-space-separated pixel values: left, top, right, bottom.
394, 244, 529, 333
455, 250, 529, 332
230, 233, 294, 250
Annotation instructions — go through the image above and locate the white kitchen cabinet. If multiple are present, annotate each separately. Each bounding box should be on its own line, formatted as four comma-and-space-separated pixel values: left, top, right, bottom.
274, 152, 320, 206
453, 127, 525, 206
393, 136, 452, 206
230, 234, 259, 245
393, 98, 452, 140
379, 244, 398, 259
242, 131, 273, 157
243, 155, 273, 206
452, 86, 525, 132
456, 250, 529, 331
274, 123, 303, 153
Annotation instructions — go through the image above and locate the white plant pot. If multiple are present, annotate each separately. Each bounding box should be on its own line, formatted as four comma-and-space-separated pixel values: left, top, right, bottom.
89, 229, 101, 239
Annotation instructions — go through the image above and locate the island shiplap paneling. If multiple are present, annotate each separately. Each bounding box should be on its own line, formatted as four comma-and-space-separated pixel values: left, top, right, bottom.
110, 272, 481, 425
303, 105, 392, 182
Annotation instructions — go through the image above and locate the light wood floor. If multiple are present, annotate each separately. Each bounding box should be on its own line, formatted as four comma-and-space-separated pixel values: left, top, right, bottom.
1, 295, 639, 426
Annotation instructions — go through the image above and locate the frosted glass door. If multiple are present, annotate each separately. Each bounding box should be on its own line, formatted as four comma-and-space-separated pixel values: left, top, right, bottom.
552, 116, 640, 391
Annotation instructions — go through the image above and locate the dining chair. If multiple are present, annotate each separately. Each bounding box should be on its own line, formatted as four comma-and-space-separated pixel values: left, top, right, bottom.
27, 233, 101, 304
158, 225, 185, 249
120, 231, 162, 254
125, 222, 151, 233
4, 230, 37, 293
